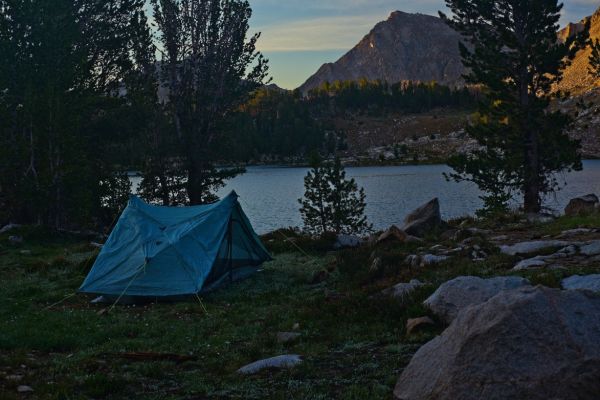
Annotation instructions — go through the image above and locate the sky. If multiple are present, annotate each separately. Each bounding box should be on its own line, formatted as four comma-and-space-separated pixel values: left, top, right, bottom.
248, 0, 600, 89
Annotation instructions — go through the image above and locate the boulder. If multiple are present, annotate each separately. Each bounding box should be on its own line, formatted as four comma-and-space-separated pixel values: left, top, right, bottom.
333, 234, 361, 249
406, 317, 435, 335
394, 287, 600, 400
580, 240, 600, 256
424, 276, 530, 323
499, 240, 570, 256
562, 274, 600, 293
402, 198, 443, 237
382, 279, 424, 300
237, 355, 302, 374
377, 225, 408, 244
564, 194, 599, 216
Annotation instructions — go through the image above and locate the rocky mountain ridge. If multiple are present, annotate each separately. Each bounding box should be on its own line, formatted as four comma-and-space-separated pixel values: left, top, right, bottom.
298, 11, 465, 94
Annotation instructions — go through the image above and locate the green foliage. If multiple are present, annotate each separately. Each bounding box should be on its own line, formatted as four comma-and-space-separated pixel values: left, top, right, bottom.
307, 79, 477, 115
151, 0, 268, 205
221, 88, 325, 161
299, 156, 372, 235
442, 0, 588, 214
0, 0, 145, 228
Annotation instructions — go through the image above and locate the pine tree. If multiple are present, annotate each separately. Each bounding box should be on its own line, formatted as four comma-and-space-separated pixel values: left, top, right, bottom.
151, 0, 269, 205
299, 155, 371, 235
441, 0, 588, 214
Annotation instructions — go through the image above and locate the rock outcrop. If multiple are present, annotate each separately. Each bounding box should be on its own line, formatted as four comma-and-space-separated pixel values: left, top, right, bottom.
298, 11, 465, 94
423, 276, 531, 323
564, 194, 599, 216
402, 198, 443, 237
562, 274, 600, 292
395, 286, 600, 400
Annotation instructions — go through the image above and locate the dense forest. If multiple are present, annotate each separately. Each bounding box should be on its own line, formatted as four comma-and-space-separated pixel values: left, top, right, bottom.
219, 80, 477, 162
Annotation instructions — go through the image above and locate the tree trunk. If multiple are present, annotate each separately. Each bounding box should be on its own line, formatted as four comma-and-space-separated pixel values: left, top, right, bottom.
523, 130, 541, 213
186, 157, 209, 205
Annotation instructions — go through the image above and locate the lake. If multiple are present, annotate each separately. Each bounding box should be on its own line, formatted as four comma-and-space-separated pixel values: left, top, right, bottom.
132, 160, 600, 234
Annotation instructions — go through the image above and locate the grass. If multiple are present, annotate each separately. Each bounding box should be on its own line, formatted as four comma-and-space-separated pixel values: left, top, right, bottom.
1, 216, 600, 399
0, 227, 432, 399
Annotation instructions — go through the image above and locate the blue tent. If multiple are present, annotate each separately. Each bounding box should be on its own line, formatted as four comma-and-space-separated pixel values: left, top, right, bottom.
79, 191, 271, 297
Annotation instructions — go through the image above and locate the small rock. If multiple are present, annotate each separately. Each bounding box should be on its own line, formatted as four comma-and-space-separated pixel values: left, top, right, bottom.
500, 240, 570, 256
424, 276, 531, 323
565, 194, 599, 216
404, 255, 421, 268
525, 213, 555, 224
491, 235, 509, 242
5, 374, 23, 381
377, 225, 408, 244
406, 317, 435, 335
237, 355, 302, 374
421, 254, 449, 266
8, 235, 23, 245
369, 257, 383, 273
557, 228, 593, 239
562, 274, 600, 293
333, 234, 361, 249
17, 385, 34, 393
0, 223, 21, 234
512, 256, 547, 271
382, 279, 424, 300
557, 245, 578, 255
580, 240, 600, 256
276, 332, 301, 344
466, 228, 491, 236
292, 323, 300, 330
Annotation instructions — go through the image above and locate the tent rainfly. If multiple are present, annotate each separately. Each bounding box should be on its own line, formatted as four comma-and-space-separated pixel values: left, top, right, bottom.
79, 191, 271, 298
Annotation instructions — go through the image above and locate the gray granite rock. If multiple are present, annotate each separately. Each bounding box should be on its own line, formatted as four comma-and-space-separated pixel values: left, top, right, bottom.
237, 355, 302, 374
424, 276, 531, 323
561, 274, 600, 293
395, 287, 600, 400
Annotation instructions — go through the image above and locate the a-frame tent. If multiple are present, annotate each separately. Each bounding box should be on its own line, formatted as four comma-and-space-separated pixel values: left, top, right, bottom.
79, 191, 271, 298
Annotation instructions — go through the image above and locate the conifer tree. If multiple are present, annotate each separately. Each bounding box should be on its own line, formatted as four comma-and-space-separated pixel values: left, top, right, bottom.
299, 155, 371, 235
441, 0, 588, 214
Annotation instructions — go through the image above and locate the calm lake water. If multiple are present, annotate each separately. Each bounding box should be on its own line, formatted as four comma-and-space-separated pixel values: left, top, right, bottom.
132, 160, 600, 234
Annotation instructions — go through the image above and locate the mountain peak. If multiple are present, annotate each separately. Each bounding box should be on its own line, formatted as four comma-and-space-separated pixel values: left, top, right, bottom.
298, 11, 464, 93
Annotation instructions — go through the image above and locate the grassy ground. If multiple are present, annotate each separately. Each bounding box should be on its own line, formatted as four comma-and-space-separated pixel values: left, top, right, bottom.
2, 216, 600, 399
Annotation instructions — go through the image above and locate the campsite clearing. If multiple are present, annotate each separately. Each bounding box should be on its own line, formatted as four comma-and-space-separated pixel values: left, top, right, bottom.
0, 226, 432, 399
3, 213, 600, 399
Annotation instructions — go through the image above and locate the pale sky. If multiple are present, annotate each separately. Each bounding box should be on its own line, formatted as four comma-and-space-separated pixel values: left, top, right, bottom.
248, 0, 600, 89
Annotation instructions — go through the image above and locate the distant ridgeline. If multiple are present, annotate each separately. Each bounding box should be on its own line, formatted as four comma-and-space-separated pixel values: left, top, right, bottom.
219, 79, 478, 163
